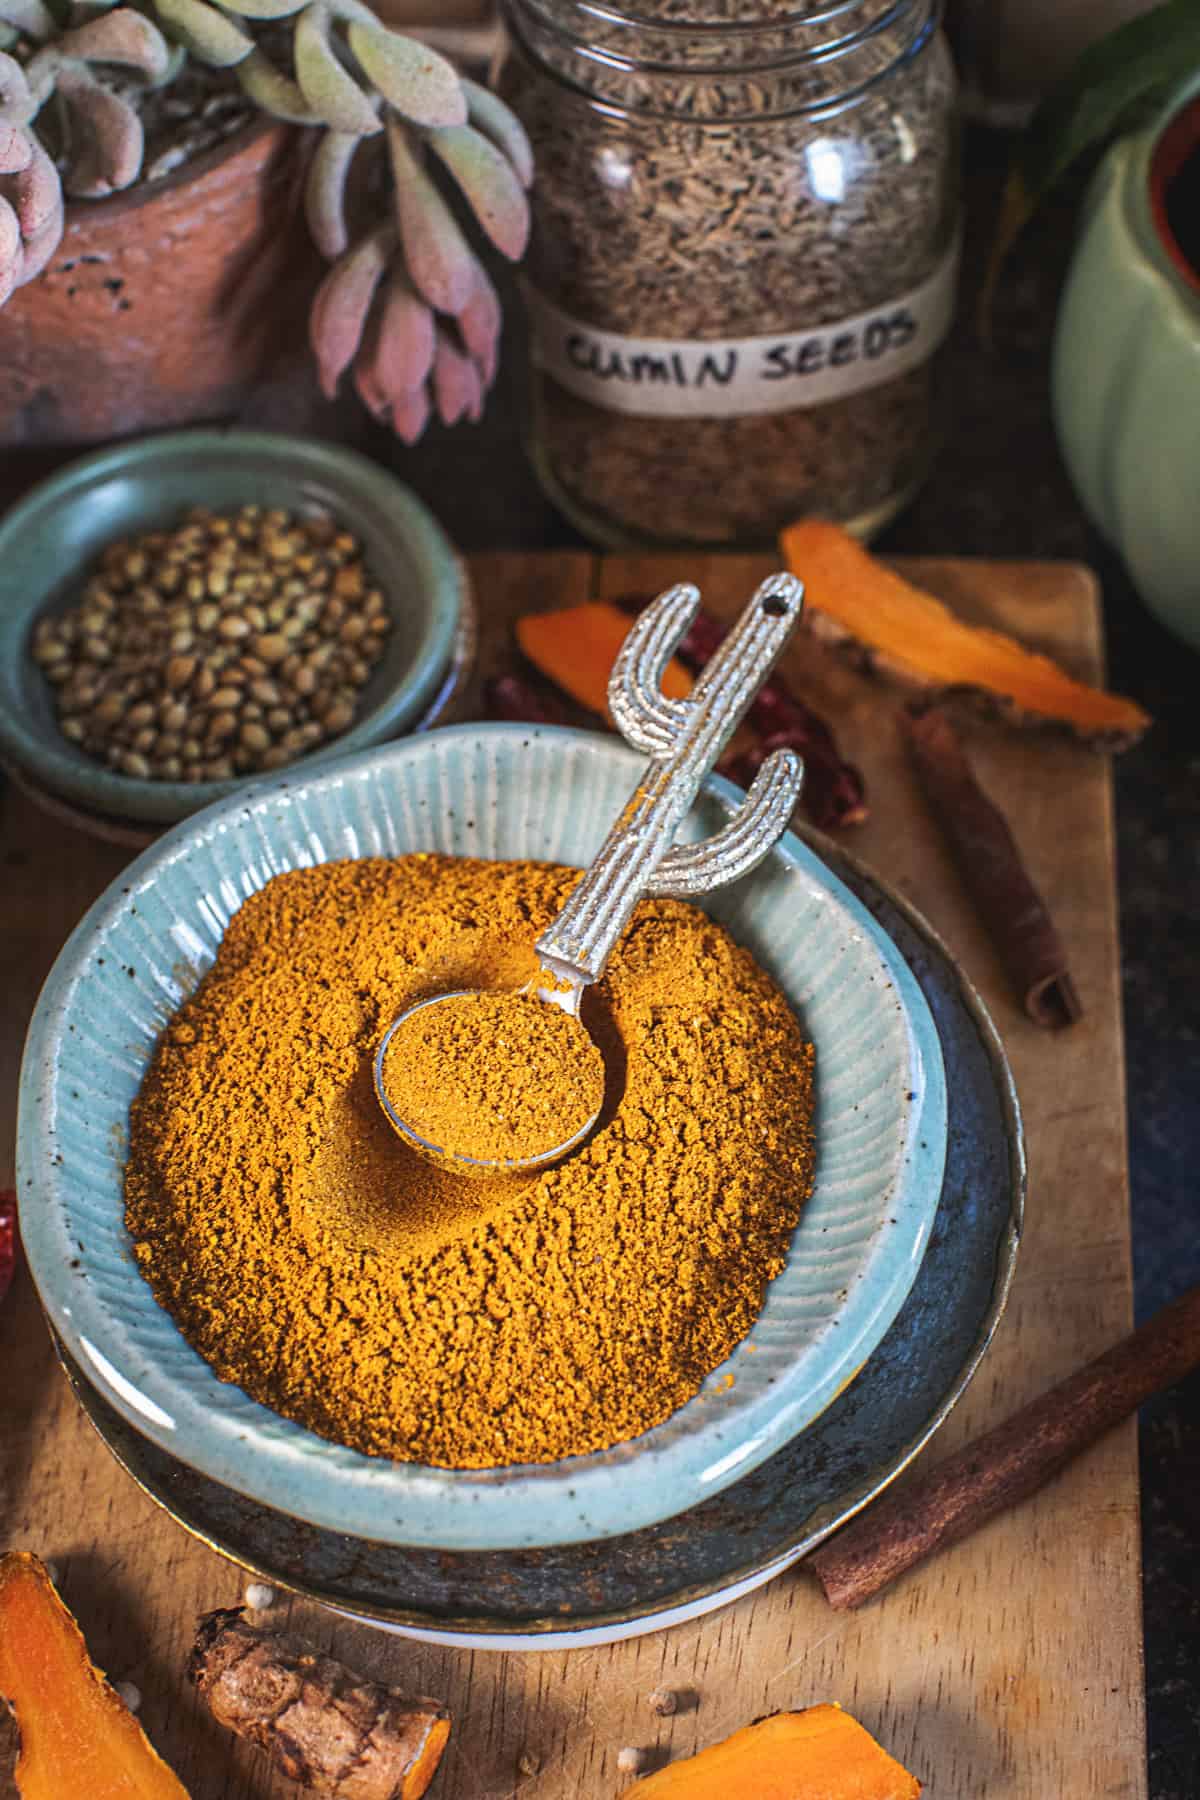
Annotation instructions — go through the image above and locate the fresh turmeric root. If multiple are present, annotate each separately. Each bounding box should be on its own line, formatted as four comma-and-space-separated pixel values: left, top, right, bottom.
625, 1706, 921, 1798
515, 599, 693, 722
0, 1550, 190, 1799
189, 1608, 450, 1799
781, 518, 1150, 749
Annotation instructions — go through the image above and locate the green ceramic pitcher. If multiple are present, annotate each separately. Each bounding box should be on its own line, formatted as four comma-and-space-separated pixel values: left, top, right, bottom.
1052, 73, 1200, 652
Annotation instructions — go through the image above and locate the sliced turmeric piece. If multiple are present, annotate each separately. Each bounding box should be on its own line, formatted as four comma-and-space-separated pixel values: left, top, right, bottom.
0, 1551, 190, 1799
781, 519, 1150, 749
625, 1706, 921, 1798
515, 600, 693, 721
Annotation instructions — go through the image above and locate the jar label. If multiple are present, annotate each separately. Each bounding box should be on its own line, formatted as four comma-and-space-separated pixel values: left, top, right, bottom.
526, 243, 959, 419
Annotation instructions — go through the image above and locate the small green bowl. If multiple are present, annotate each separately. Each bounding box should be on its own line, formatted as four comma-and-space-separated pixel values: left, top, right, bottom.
0, 429, 467, 824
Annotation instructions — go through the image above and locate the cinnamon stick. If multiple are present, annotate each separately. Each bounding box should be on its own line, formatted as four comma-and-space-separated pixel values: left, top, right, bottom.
808, 1282, 1200, 1610
903, 704, 1082, 1028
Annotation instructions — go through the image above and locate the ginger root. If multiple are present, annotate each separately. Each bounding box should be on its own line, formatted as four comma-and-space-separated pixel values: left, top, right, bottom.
515, 599, 693, 722
188, 1608, 450, 1800
624, 1706, 921, 1798
0, 1550, 190, 1799
781, 518, 1150, 749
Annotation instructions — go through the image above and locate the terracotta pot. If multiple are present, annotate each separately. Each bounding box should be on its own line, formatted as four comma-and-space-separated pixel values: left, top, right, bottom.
0, 119, 321, 449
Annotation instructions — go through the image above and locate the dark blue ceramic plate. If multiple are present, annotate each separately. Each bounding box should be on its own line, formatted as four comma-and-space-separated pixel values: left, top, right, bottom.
56, 828, 1022, 1647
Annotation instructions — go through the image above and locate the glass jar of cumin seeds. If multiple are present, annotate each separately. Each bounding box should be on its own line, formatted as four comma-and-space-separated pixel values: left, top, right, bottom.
501, 0, 960, 549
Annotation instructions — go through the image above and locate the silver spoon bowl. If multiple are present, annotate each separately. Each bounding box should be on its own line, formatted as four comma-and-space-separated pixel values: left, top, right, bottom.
374, 573, 806, 1176
373, 981, 602, 1177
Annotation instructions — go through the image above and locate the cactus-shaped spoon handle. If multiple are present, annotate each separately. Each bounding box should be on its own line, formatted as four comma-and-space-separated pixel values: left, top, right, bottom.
374, 575, 806, 1175
534, 575, 805, 995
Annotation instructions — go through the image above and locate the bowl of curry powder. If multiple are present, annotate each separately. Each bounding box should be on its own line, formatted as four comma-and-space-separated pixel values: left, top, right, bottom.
17, 725, 947, 1552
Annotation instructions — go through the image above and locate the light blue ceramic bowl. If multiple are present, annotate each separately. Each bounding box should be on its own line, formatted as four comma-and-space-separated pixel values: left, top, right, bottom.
0, 430, 467, 824
17, 726, 947, 1551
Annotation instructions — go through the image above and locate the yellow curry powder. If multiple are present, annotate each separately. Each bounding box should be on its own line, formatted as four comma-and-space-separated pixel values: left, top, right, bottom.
380, 990, 606, 1164
125, 855, 816, 1468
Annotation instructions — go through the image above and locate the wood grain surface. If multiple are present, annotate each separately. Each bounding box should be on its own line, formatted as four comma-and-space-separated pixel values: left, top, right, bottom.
0, 553, 1145, 1799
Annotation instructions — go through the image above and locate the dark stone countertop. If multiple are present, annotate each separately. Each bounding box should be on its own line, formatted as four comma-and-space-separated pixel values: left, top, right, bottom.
356, 124, 1200, 1799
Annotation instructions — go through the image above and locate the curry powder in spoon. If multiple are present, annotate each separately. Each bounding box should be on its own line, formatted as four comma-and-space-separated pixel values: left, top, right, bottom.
379, 990, 606, 1166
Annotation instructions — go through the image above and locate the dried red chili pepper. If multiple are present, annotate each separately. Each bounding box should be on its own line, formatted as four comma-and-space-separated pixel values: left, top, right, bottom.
484, 673, 575, 727
720, 734, 868, 833
0, 1190, 16, 1306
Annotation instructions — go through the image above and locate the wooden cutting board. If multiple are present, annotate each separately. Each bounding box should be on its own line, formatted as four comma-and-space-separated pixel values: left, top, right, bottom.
0, 553, 1145, 1800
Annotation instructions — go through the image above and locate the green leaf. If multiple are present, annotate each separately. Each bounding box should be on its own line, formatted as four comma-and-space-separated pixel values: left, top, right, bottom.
462, 76, 533, 189
295, 2, 380, 136
981, 0, 1200, 339
1015, 0, 1200, 204
305, 126, 360, 257
210, 0, 304, 18
425, 122, 529, 260
345, 20, 464, 129
153, 0, 253, 68
235, 47, 316, 123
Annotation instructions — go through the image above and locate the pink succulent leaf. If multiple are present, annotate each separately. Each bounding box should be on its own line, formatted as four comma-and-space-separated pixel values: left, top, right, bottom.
56, 70, 144, 197
461, 78, 533, 189
0, 0, 53, 43
425, 123, 529, 262
152, 0, 254, 68
0, 123, 32, 174
236, 48, 316, 124
432, 324, 483, 426
389, 382, 431, 446
350, 318, 433, 444
350, 277, 435, 440
308, 221, 392, 397
295, 2, 380, 136
352, 349, 391, 422
0, 194, 19, 306
343, 21, 464, 130
457, 258, 501, 387
367, 267, 435, 394
0, 49, 34, 117
387, 117, 474, 314
59, 11, 172, 80
305, 127, 361, 259
13, 134, 60, 237
15, 188, 62, 282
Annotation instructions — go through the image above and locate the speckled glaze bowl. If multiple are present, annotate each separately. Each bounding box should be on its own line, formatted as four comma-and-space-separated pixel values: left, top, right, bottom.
0, 430, 468, 825
17, 725, 947, 1551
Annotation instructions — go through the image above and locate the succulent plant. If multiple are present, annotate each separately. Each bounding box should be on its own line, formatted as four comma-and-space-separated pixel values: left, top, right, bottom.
0, 0, 531, 437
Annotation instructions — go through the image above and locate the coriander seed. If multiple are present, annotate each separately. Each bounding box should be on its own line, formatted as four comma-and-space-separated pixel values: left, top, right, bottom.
33, 505, 392, 785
